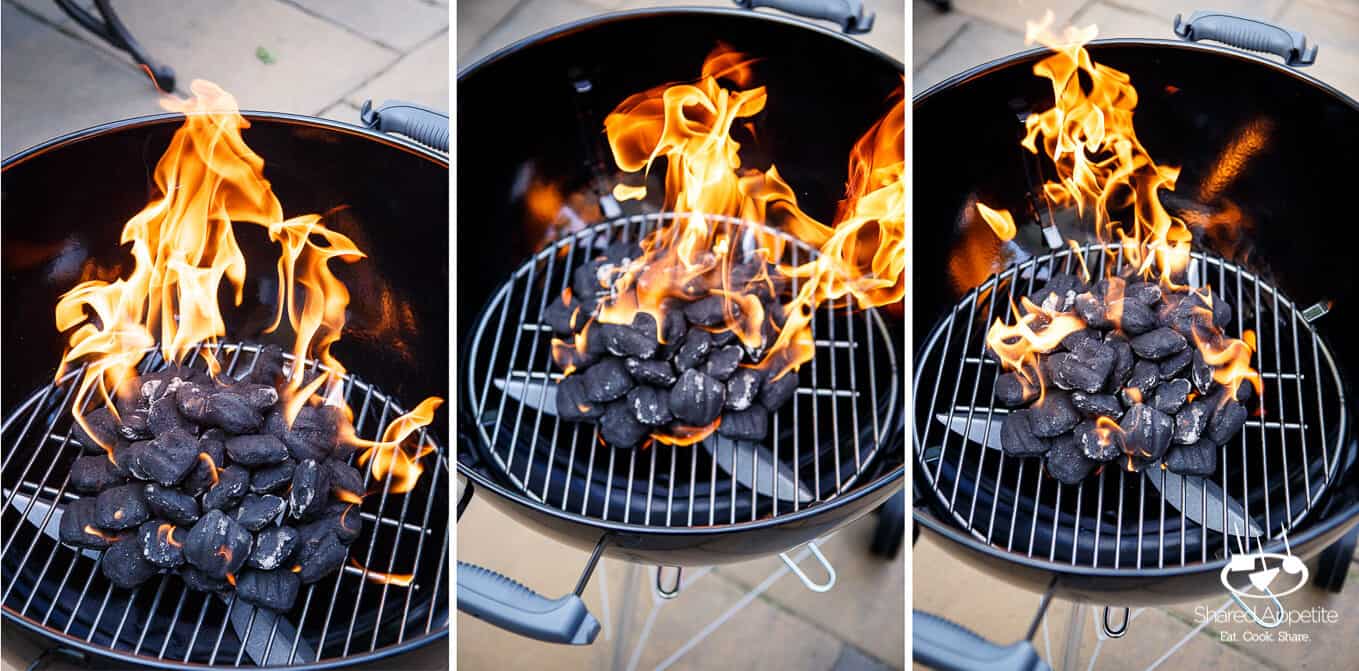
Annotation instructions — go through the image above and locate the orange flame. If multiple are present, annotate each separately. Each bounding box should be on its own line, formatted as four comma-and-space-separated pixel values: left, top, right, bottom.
985, 297, 1084, 399
198, 452, 221, 488
83, 525, 123, 542
349, 559, 414, 587
351, 397, 442, 494
159, 523, 183, 548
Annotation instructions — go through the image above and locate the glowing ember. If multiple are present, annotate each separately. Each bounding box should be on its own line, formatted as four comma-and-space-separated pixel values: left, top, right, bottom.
349, 559, 414, 587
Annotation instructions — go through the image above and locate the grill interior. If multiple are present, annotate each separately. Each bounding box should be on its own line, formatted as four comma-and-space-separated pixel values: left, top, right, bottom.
1, 342, 449, 667
915, 243, 1348, 569
464, 214, 900, 527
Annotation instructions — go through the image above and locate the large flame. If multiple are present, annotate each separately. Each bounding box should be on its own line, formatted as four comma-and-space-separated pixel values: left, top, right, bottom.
560, 45, 904, 445
53, 80, 440, 491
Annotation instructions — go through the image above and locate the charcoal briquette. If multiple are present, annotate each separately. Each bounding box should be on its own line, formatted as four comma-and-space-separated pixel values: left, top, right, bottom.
555, 374, 605, 422
225, 434, 290, 467
659, 308, 688, 349
702, 345, 742, 381
115, 439, 155, 481
582, 357, 634, 403
117, 411, 152, 441
1158, 294, 1213, 336
236, 494, 287, 531
101, 537, 158, 589
1074, 419, 1122, 462
759, 370, 798, 412
59, 497, 117, 549
1151, 378, 1191, 415
322, 502, 363, 543
1028, 391, 1080, 438
1119, 403, 1173, 461
1071, 392, 1123, 419
138, 520, 186, 568
625, 358, 676, 387
669, 369, 725, 426
184, 509, 251, 579
1124, 281, 1162, 305
271, 405, 341, 463
183, 433, 225, 496
1121, 361, 1162, 405
289, 460, 331, 519
203, 465, 250, 511
1118, 300, 1158, 335
179, 566, 230, 592
673, 329, 713, 371
144, 484, 200, 525
1030, 272, 1083, 312
140, 428, 200, 486
1158, 349, 1193, 379
1074, 291, 1112, 329
71, 406, 119, 452
1045, 434, 1097, 484
198, 392, 265, 434
227, 383, 280, 411
684, 295, 732, 327
626, 386, 673, 426
296, 531, 349, 584
95, 483, 151, 530
1130, 328, 1187, 360
235, 569, 300, 611
1207, 398, 1248, 446
149, 394, 195, 438
1165, 438, 1218, 476
572, 259, 606, 298
326, 459, 364, 502
599, 401, 651, 447
1061, 329, 1100, 353
543, 295, 577, 335
1190, 351, 1216, 394
717, 406, 768, 441
248, 526, 299, 571
1000, 410, 1050, 457
1049, 351, 1111, 395
251, 459, 296, 494
1211, 293, 1232, 328
245, 344, 285, 385
710, 329, 737, 347
1104, 333, 1135, 392
70, 454, 126, 493
1173, 397, 1212, 445
590, 322, 657, 359
725, 368, 762, 411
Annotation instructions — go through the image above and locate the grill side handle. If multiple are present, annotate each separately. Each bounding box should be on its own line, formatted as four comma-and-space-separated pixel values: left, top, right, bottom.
456, 561, 601, 645
913, 611, 1050, 671
360, 100, 450, 152
1173, 11, 1317, 67
732, 0, 874, 34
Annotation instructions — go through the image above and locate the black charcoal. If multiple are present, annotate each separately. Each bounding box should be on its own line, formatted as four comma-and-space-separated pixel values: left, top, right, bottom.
101, 537, 158, 589
71, 407, 119, 451
659, 308, 688, 350
600, 401, 650, 447
116, 439, 155, 481
1029, 392, 1080, 438
1000, 410, 1050, 457
203, 465, 250, 511
236, 569, 300, 611
684, 295, 731, 326
144, 484, 200, 525
1122, 361, 1162, 404
1166, 438, 1218, 476
1071, 392, 1123, 419
117, 411, 152, 441
1118, 300, 1158, 335
759, 370, 798, 411
228, 383, 279, 411
325, 460, 364, 502
1120, 404, 1173, 461
149, 394, 195, 438
138, 520, 185, 568
179, 566, 229, 592
140, 428, 200, 486
604, 240, 642, 264
1074, 420, 1122, 462
552, 340, 598, 373
1050, 348, 1113, 395
70, 454, 126, 493
236, 494, 286, 531
1104, 333, 1135, 392
725, 368, 762, 411
1046, 434, 1097, 484
245, 344, 285, 385
296, 532, 349, 584
625, 358, 676, 387
225, 434, 289, 467
1207, 399, 1248, 446
314, 502, 362, 543
266, 406, 339, 463
95, 483, 151, 530
590, 322, 658, 359
994, 373, 1037, 407
572, 259, 606, 298
1190, 350, 1216, 394
1061, 329, 1100, 353
248, 526, 299, 571
626, 386, 673, 426
1151, 379, 1191, 415
195, 392, 263, 434
1130, 328, 1187, 360
250, 460, 296, 494
1074, 291, 1112, 329
582, 358, 633, 403
290, 460, 331, 519
669, 369, 725, 426
703, 345, 742, 381
710, 329, 737, 346
555, 374, 605, 422
673, 329, 712, 370
543, 295, 577, 335
1125, 281, 1162, 305
184, 509, 251, 579
717, 406, 768, 441
1158, 348, 1193, 379
1173, 398, 1212, 445
1031, 272, 1083, 312
59, 497, 117, 549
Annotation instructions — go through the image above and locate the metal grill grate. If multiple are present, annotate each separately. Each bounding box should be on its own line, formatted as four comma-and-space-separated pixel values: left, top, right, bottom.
465, 214, 900, 527
1, 342, 449, 667
915, 244, 1348, 569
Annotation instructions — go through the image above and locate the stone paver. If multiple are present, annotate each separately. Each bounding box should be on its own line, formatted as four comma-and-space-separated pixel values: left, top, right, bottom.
457, 0, 614, 67
1301, 0, 1359, 20
1279, 0, 1359, 99
949, 0, 1087, 33
1072, 2, 1176, 40
1105, 0, 1290, 24
913, 17, 1022, 90
318, 100, 366, 125
456, 0, 522, 63
288, 0, 448, 51
345, 30, 450, 111
913, 0, 969, 67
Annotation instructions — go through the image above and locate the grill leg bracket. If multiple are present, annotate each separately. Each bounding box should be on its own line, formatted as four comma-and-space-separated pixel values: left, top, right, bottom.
778, 541, 836, 593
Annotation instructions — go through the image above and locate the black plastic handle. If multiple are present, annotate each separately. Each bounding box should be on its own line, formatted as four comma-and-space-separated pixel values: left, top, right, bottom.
913, 611, 1050, 671
360, 100, 449, 152
456, 561, 601, 645
732, 0, 874, 34
1173, 11, 1317, 67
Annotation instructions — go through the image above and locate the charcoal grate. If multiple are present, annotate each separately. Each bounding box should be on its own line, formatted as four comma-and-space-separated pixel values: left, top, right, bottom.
1, 342, 449, 668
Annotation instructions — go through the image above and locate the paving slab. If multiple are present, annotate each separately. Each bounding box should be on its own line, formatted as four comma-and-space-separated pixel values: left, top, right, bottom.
457, 0, 614, 67
950, 0, 1087, 34
1072, 2, 1177, 40
1068, 606, 1270, 670
1300, 0, 1359, 20
1102, 0, 1289, 25
318, 100, 366, 125
913, 0, 970, 67
8, 0, 73, 26
1278, 0, 1359, 99
456, 0, 523, 64
1, 2, 161, 155
913, 17, 1024, 90
345, 30, 450, 112
288, 0, 449, 51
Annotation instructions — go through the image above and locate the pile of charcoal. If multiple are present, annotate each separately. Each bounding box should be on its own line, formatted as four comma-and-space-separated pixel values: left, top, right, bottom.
544, 241, 799, 448
59, 345, 366, 612
996, 270, 1255, 484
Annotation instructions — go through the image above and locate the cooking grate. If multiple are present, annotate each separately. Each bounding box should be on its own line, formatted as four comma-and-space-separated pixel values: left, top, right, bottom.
915, 243, 1348, 569
464, 213, 900, 527
1, 342, 449, 668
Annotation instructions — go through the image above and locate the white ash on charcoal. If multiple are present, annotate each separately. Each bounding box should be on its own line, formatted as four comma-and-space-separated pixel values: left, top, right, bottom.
993, 271, 1260, 481
57, 345, 371, 609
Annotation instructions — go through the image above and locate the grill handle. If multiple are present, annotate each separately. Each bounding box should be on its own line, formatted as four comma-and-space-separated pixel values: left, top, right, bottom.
731, 0, 874, 34
360, 100, 449, 152
1173, 11, 1317, 67
913, 611, 1050, 671
456, 561, 601, 645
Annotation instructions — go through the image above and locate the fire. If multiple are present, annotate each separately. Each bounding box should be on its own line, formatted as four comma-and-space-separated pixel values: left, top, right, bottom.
985, 297, 1085, 399
198, 452, 221, 487
560, 45, 904, 444
349, 559, 414, 587
975, 203, 1016, 242
51, 80, 441, 489
83, 525, 123, 542
352, 397, 442, 495
159, 523, 182, 547
225, 572, 237, 587
335, 488, 364, 505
